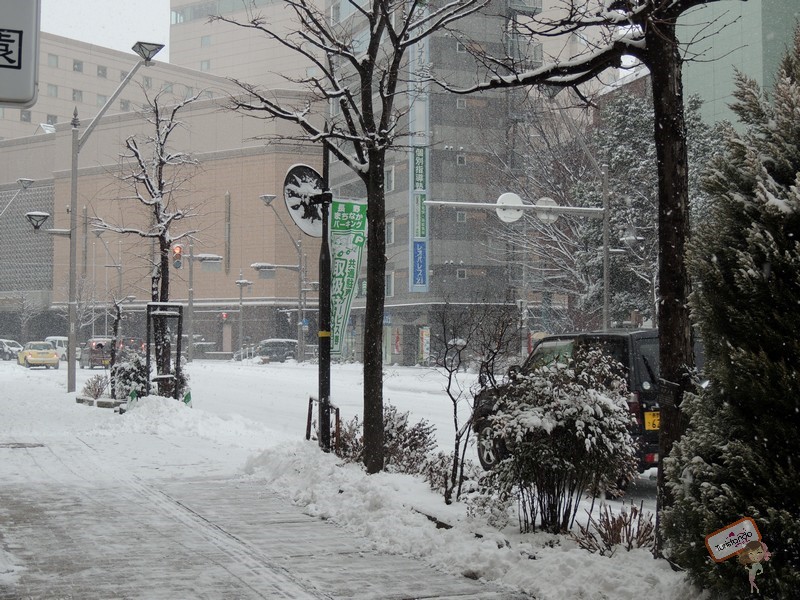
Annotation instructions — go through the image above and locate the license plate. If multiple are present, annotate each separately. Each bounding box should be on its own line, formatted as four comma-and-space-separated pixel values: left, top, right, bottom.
644, 411, 660, 431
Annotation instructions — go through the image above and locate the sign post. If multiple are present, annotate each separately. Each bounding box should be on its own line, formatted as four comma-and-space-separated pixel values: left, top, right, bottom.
0, 0, 40, 107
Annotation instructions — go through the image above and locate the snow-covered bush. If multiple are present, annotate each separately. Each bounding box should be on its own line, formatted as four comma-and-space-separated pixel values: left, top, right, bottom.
336, 403, 437, 474
420, 450, 482, 497
111, 350, 149, 400
483, 346, 637, 533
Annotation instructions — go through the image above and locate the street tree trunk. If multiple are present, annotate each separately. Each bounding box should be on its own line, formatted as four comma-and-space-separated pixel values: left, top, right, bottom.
647, 22, 694, 555
153, 239, 173, 398
363, 153, 387, 474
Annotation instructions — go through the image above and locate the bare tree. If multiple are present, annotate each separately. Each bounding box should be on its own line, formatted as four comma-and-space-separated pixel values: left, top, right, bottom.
92, 90, 200, 397
213, 0, 490, 473
428, 296, 517, 502
17, 292, 46, 343
56, 275, 99, 340
439, 0, 745, 545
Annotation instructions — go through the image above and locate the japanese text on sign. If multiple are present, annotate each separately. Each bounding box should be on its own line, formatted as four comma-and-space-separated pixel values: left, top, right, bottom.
330, 201, 367, 353
0, 30, 23, 69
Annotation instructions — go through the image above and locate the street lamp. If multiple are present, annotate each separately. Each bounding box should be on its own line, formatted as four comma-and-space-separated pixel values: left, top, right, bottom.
30, 41, 164, 393
185, 243, 223, 362
0, 178, 34, 220
259, 193, 306, 362
235, 270, 253, 359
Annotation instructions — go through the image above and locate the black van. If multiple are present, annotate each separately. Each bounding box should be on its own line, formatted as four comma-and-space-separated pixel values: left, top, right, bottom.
473, 329, 701, 472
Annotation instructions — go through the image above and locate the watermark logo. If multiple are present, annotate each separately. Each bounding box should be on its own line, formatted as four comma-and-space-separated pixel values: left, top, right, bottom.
705, 517, 761, 563
705, 517, 774, 595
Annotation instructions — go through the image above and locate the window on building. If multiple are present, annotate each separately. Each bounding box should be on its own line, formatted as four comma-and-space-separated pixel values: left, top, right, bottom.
142, 76, 152, 89
47, 53, 58, 68
456, 98, 466, 109
201, 35, 212, 47
163, 82, 174, 93
46, 84, 58, 97
184, 86, 195, 99
386, 219, 395, 245
385, 272, 394, 298
96, 94, 108, 108
120, 70, 128, 81
456, 211, 466, 223
120, 99, 131, 112
171, 9, 185, 24
456, 154, 466, 166
20, 110, 31, 123
72, 89, 83, 103
200, 60, 211, 72
384, 166, 395, 193
330, 2, 340, 24
73, 59, 83, 73
456, 269, 467, 280
456, 42, 466, 53
97, 65, 107, 78
46, 114, 58, 126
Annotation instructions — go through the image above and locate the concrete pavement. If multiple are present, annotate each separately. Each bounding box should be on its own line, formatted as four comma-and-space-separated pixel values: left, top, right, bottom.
0, 437, 527, 600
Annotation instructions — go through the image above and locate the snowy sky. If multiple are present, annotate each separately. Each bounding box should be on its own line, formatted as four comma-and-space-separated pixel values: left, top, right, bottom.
0, 358, 708, 599
40, 0, 172, 60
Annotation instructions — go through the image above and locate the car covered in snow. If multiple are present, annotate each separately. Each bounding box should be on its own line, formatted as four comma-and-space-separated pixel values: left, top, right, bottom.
0, 338, 23, 361
255, 339, 298, 363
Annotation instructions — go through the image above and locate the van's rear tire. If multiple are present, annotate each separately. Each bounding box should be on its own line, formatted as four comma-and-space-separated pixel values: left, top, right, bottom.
476, 421, 507, 471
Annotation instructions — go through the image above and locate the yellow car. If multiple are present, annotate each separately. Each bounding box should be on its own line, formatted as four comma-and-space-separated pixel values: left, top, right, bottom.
17, 341, 60, 369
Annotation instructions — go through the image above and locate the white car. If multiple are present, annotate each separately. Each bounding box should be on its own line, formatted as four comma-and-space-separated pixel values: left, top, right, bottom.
45, 336, 69, 360
0, 339, 23, 361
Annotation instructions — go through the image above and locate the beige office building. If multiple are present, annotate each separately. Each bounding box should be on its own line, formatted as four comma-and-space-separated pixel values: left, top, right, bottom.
0, 33, 321, 352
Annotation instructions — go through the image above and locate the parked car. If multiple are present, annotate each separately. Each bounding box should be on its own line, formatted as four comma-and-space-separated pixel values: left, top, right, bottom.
117, 336, 145, 355
45, 336, 69, 360
0, 339, 23, 361
17, 341, 60, 369
79, 337, 113, 369
255, 339, 298, 363
472, 329, 704, 472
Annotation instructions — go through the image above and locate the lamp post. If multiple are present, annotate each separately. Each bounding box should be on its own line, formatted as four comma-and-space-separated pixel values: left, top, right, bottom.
259, 194, 306, 362
185, 245, 223, 362
55, 41, 164, 393
0, 178, 34, 221
235, 270, 252, 359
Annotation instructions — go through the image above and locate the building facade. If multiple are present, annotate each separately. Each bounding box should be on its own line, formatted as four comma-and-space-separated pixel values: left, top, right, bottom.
0, 34, 321, 353
167, 0, 587, 365
680, 0, 799, 125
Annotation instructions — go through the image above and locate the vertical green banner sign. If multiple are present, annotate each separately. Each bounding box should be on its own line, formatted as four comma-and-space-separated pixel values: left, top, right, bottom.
330, 200, 367, 354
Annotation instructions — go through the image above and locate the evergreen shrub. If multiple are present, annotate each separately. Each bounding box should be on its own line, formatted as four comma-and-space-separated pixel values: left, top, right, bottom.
663, 28, 800, 597
111, 350, 149, 400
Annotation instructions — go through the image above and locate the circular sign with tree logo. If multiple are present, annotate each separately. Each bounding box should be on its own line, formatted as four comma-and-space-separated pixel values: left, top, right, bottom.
283, 164, 325, 238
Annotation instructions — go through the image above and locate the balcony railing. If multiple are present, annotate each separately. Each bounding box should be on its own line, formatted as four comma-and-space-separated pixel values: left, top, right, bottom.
508, 0, 542, 16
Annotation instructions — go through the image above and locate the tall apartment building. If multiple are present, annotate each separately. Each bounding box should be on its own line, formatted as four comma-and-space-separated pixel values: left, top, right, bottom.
167, 0, 592, 364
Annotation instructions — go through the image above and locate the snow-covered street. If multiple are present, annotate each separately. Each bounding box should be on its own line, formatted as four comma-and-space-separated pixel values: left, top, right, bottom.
0, 358, 705, 599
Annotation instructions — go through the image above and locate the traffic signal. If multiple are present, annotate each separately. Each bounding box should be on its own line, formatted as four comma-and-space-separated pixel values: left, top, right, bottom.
221, 312, 228, 321
172, 244, 183, 269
